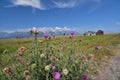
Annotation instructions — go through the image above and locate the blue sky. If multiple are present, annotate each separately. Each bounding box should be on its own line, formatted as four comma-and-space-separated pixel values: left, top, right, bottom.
0, 0, 120, 33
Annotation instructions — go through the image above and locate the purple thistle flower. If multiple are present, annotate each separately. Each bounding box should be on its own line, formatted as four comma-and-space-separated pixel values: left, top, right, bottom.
69, 36, 73, 39
33, 29, 39, 34
52, 66, 56, 70
30, 30, 33, 34
95, 46, 99, 50
82, 55, 87, 61
44, 32, 49, 38
82, 74, 87, 80
53, 72, 61, 80
57, 48, 61, 52
30, 27, 39, 34
70, 31, 75, 35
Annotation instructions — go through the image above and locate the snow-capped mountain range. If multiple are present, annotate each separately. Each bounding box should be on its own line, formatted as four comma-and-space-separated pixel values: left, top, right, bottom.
0, 27, 82, 39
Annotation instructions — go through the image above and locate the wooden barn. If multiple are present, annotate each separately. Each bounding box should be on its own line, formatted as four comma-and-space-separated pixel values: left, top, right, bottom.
96, 30, 104, 35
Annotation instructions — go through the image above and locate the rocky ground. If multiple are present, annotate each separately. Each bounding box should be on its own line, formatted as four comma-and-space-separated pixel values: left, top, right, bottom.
91, 44, 120, 80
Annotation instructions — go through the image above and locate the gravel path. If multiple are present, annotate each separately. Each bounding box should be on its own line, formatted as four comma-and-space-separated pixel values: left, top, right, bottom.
92, 44, 120, 80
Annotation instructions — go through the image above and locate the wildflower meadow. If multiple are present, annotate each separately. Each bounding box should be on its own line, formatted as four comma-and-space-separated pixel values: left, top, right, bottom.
0, 28, 120, 80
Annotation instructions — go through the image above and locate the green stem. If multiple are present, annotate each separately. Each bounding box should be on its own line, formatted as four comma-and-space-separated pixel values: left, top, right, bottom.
46, 72, 49, 80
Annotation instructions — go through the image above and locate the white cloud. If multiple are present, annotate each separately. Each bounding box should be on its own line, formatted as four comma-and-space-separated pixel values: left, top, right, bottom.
10, 0, 46, 10
7, 0, 102, 10
52, 0, 101, 8
53, 0, 81, 8
1, 30, 15, 33
0, 27, 71, 33
38, 27, 71, 33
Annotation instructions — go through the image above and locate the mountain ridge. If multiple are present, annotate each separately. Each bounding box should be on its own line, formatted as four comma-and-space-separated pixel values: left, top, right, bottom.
0, 27, 82, 39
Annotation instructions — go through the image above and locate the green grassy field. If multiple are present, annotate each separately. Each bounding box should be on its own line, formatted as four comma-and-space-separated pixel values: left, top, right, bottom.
0, 34, 119, 55
0, 34, 120, 80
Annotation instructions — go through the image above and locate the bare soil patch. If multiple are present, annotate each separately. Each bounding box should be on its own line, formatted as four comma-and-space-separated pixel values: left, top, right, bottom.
91, 44, 120, 80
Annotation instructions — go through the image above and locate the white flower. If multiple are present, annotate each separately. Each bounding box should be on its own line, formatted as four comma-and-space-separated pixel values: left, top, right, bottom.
62, 69, 68, 75
40, 54, 45, 58
45, 65, 51, 71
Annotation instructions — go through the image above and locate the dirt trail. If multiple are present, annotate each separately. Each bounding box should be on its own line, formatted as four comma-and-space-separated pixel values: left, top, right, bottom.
92, 44, 120, 80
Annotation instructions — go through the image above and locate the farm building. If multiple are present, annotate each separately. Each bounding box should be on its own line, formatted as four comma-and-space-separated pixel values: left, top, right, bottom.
84, 31, 96, 36
96, 30, 104, 35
